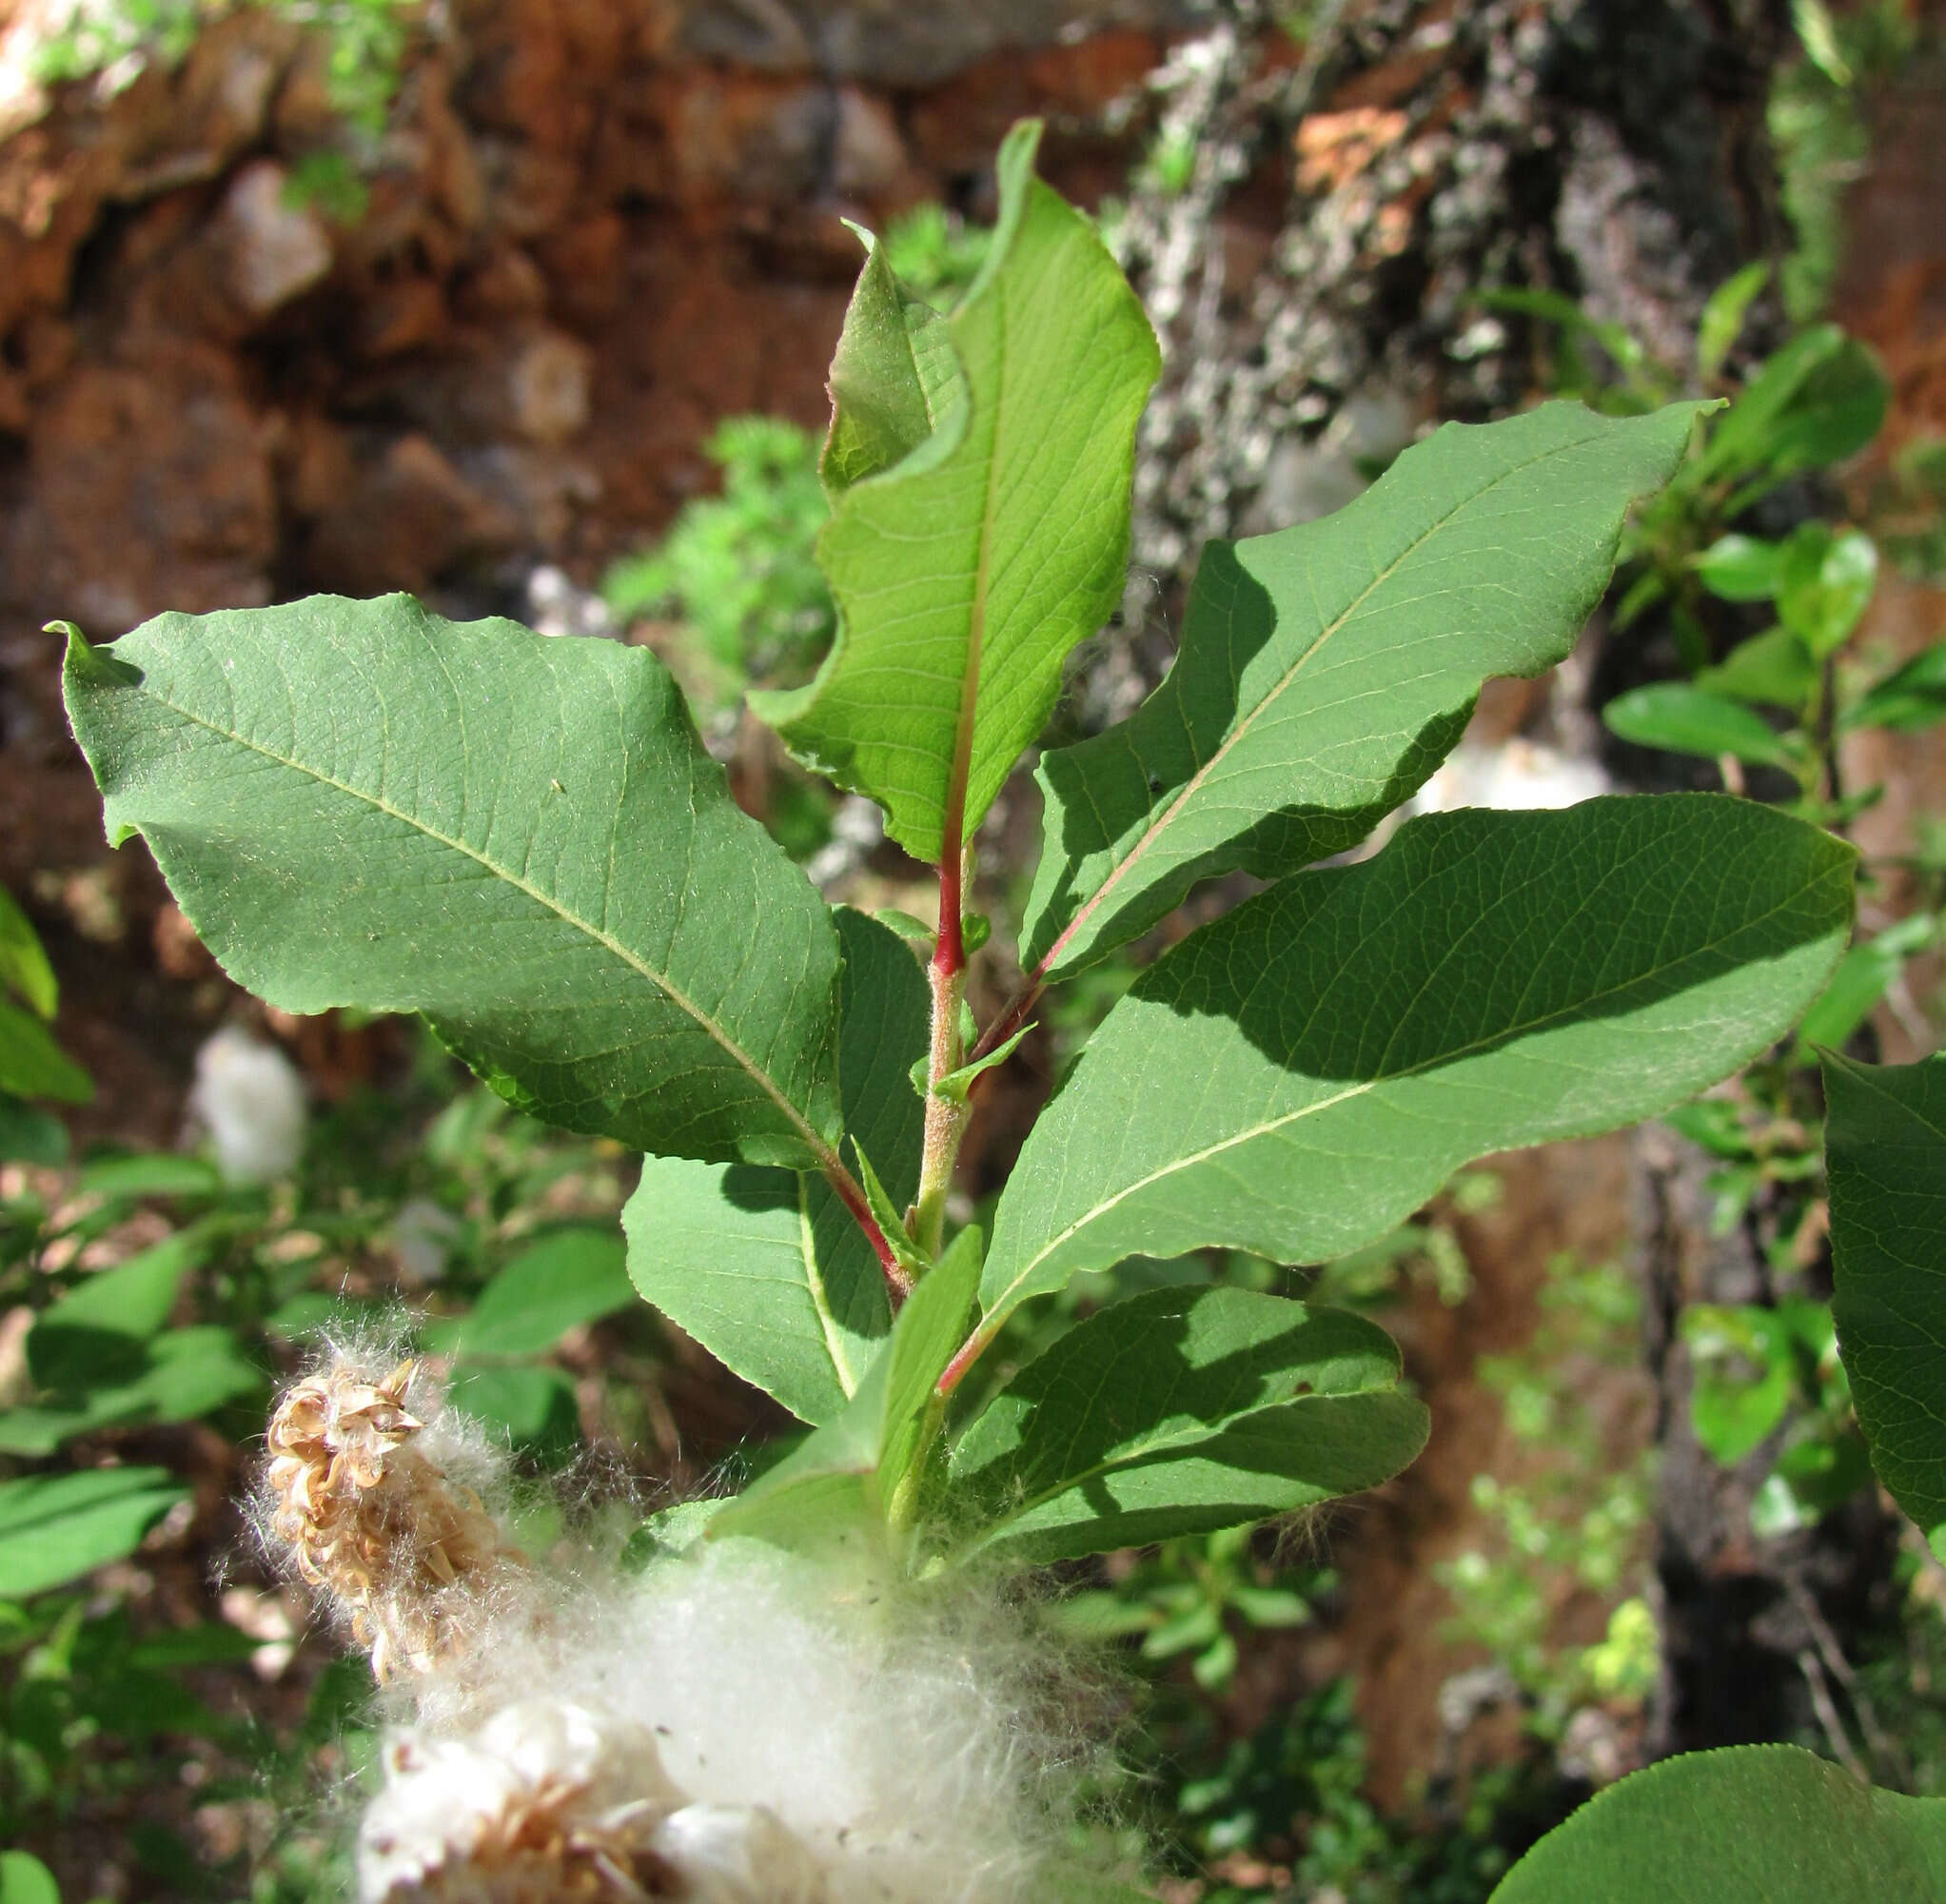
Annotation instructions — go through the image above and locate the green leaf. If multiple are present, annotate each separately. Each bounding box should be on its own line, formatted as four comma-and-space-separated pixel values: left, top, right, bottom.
447, 1363, 580, 1460
1696, 263, 1770, 383
0, 1095, 68, 1167
1696, 627, 1815, 710
431, 1228, 632, 1359
1778, 523, 1877, 658
1489, 1745, 1946, 1902
1691, 533, 1782, 602
1821, 1050, 1946, 1537
27, 1226, 212, 1391
0, 888, 56, 1019
820, 229, 964, 498
1794, 916, 1933, 1058
0, 1001, 91, 1104
126, 1326, 265, 1422
973, 797, 1853, 1346
0, 1466, 187, 1599
951, 1287, 1427, 1565
921, 1020, 1034, 1105
1023, 401, 1704, 980
75, 1153, 222, 1199
710, 1224, 984, 1552
1602, 683, 1797, 768
1681, 1304, 1797, 1464
1696, 324, 1860, 488
851, 1137, 925, 1278
878, 1224, 983, 1519
62, 599, 842, 1169
626, 909, 928, 1424
1844, 641, 1946, 733
0, 1851, 60, 1904
755, 120, 1161, 866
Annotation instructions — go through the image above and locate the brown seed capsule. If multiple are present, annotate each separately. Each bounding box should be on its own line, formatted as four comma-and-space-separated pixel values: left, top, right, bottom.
263, 1355, 516, 1679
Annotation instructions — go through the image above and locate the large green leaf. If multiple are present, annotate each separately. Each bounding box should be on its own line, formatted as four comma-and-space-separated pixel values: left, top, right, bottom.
972, 796, 1852, 1351
626, 909, 928, 1424
951, 1287, 1426, 1565
62, 599, 842, 1169
754, 120, 1160, 866
1821, 1050, 1946, 1540
1021, 401, 1703, 980
710, 1226, 984, 1552
0, 1466, 188, 1599
1489, 1746, 1946, 1901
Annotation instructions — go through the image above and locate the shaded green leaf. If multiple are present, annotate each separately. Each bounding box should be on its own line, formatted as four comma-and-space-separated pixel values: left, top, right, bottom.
1489, 1745, 1946, 1902
756, 120, 1160, 865
627, 909, 928, 1424
951, 1287, 1427, 1565
0, 888, 56, 1019
1844, 640, 1946, 734
1602, 683, 1796, 767
62, 600, 842, 1169
1696, 626, 1815, 710
0, 1095, 68, 1167
27, 1227, 212, 1391
432, 1228, 632, 1359
974, 797, 1853, 1346
0, 1466, 187, 1598
1696, 262, 1770, 383
0, 1001, 91, 1104
1024, 401, 1704, 980
1821, 1050, 1946, 1537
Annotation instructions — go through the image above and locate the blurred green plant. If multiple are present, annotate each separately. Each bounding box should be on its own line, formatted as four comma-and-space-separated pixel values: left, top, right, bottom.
601, 416, 836, 719
878, 203, 992, 307
1438, 1254, 1657, 1734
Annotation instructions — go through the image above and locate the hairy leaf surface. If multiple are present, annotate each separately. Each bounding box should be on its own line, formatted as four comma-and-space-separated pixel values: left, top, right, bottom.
63, 599, 842, 1168
755, 121, 1160, 865
952, 1287, 1426, 1564
627, 909, 927, 1424
1023, 401, 1705, 978
1822, 1050, 1946, 1539
974, 797, 1853, 1346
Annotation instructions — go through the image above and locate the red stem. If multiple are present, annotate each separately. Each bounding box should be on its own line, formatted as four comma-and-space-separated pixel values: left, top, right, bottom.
936, 1324, 988, 1398
830, 1166, 912, 1300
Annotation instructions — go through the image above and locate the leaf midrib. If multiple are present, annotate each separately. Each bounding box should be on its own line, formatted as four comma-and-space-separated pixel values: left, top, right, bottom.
138, 686, 839, 1171
989, 857, 1840, 1325
1040, 422, 1617, 971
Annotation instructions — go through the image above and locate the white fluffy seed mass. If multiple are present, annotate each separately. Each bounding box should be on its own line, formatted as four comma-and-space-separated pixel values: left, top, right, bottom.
386, 1538, 1104, 1904
261, 1357, 1116, 1902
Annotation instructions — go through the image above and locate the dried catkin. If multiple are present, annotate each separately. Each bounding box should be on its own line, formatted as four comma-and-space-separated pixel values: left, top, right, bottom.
261, 1351, 519, 1679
